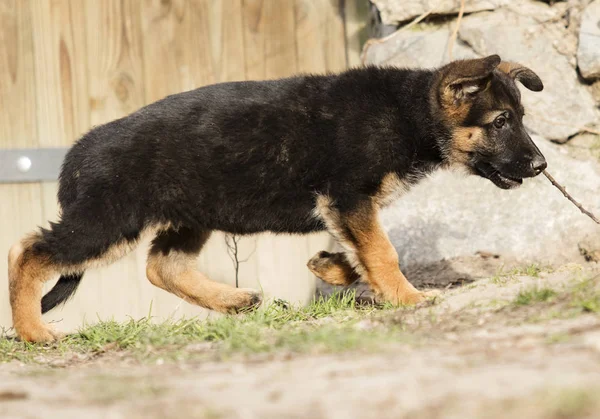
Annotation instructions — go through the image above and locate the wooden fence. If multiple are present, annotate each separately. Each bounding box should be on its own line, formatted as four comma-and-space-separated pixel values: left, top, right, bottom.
0, 0, 367, 331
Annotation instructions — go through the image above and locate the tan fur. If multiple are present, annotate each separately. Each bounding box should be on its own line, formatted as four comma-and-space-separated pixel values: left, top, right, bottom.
439, 57, 498, 126
146, 232, 261, 313
483, 111, 505, 124
8, 234, 60, 342
497, 62, 518, 76
374, 172, 409, 208
345, 203, 424, 304
441, 94, 472, 125
449, 127, 485, 165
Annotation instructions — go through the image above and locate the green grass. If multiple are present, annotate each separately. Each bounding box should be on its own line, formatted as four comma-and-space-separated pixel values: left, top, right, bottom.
490, 263, 549, 285
492, 387, 600, 418
0, 291, 406, 364
546, 387, 599, 418
510, 263, 547, 278
490, 266, 512, 285
522, 277, 600, 323
545, 332, 571, 345
569, 277, 600, 313
513, 286, 557, 306
590, 136, 600, 160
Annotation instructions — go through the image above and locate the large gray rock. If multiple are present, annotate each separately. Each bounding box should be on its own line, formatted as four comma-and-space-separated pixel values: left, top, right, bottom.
372, 0, 509, 25
458, 7, 598, 140
363, 5, 598, 141
381, 138, 600, 268
578, 0, 600, 80
362, 24, 477, 69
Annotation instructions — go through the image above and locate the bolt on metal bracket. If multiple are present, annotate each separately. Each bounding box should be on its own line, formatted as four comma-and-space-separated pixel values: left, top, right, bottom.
0, 148, 69, 183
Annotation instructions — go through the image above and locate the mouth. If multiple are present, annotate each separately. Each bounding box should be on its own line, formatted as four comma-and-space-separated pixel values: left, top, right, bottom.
475, 162, 523, 190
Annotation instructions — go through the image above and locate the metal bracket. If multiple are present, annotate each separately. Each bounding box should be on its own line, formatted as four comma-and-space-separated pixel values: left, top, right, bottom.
0, 148, 69, 183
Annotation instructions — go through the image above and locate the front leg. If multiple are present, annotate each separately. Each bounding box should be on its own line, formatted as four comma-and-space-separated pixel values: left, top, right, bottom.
315, 196, 428, 305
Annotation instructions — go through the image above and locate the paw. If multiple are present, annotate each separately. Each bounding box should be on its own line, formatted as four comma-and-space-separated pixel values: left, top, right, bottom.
379, 288, 442, 306
16, 323, 63, 343
226, 288, 263, 313
307, 251, 360, 286
399, 289, 442, 305
307, 251, 334, 276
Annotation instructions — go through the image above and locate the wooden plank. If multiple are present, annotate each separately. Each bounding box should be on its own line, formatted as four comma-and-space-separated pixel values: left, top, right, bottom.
0, 0, 37, 146
243, 0, 298, 80
139, 0, 243, 93
31, 0, 89, 147
0, 0, 44, 329
294, 0, 347, 74
85, 0, 146, 124
140, 0, 209, 102
205, 0, 246, 83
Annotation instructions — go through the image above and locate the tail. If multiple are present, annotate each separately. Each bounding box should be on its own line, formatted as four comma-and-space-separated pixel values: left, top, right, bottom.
41, 273, 84, 314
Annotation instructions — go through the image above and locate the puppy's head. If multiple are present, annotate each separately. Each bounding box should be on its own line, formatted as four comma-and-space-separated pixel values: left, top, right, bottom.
436, 54, 546, 189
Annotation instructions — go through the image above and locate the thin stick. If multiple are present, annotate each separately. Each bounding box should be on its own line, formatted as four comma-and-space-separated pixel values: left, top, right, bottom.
225, 234, 241, 288
543, 170, 600, 224
448, 0, 466, 60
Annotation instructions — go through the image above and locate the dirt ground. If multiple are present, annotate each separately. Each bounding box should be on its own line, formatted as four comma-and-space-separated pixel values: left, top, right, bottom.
1, 257, 600, 419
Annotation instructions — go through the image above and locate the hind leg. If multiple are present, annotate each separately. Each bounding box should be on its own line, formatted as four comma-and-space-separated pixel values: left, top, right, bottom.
8, 234, 63, 342
9, 213, 140, 342
146, 228, 262, 313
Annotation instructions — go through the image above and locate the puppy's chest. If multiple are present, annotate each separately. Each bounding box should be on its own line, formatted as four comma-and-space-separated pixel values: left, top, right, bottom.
373, 172, 411, 208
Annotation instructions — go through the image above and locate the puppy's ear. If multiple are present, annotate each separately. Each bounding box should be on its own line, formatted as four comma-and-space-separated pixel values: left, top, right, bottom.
440, 55, 501, 104
497, 61, 544, 92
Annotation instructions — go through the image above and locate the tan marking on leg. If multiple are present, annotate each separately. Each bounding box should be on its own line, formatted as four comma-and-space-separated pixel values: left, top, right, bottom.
315, 197, 427, 305
8, 234, 61, 342
349, 205, 426, 304
307, 251, 360, 286
146, 232, 262, 313
374, 173, 409, 208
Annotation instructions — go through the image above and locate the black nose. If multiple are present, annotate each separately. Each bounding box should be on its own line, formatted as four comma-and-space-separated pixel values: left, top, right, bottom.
531, 155, 547, 174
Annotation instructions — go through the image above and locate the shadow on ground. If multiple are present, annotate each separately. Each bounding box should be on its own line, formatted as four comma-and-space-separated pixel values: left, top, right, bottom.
316, 252, 523, 301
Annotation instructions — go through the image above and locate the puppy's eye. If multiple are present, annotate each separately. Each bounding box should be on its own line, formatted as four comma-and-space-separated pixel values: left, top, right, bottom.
493, 115, 507, 129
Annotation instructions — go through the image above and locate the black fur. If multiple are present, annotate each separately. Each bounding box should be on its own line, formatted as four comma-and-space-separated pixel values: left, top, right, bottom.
34, 58, 545, 313
36, 65, 448, 268
41, 273, 83, 314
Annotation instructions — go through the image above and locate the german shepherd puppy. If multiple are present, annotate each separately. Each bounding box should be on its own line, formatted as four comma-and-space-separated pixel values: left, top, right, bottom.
8, 54, 546, 342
